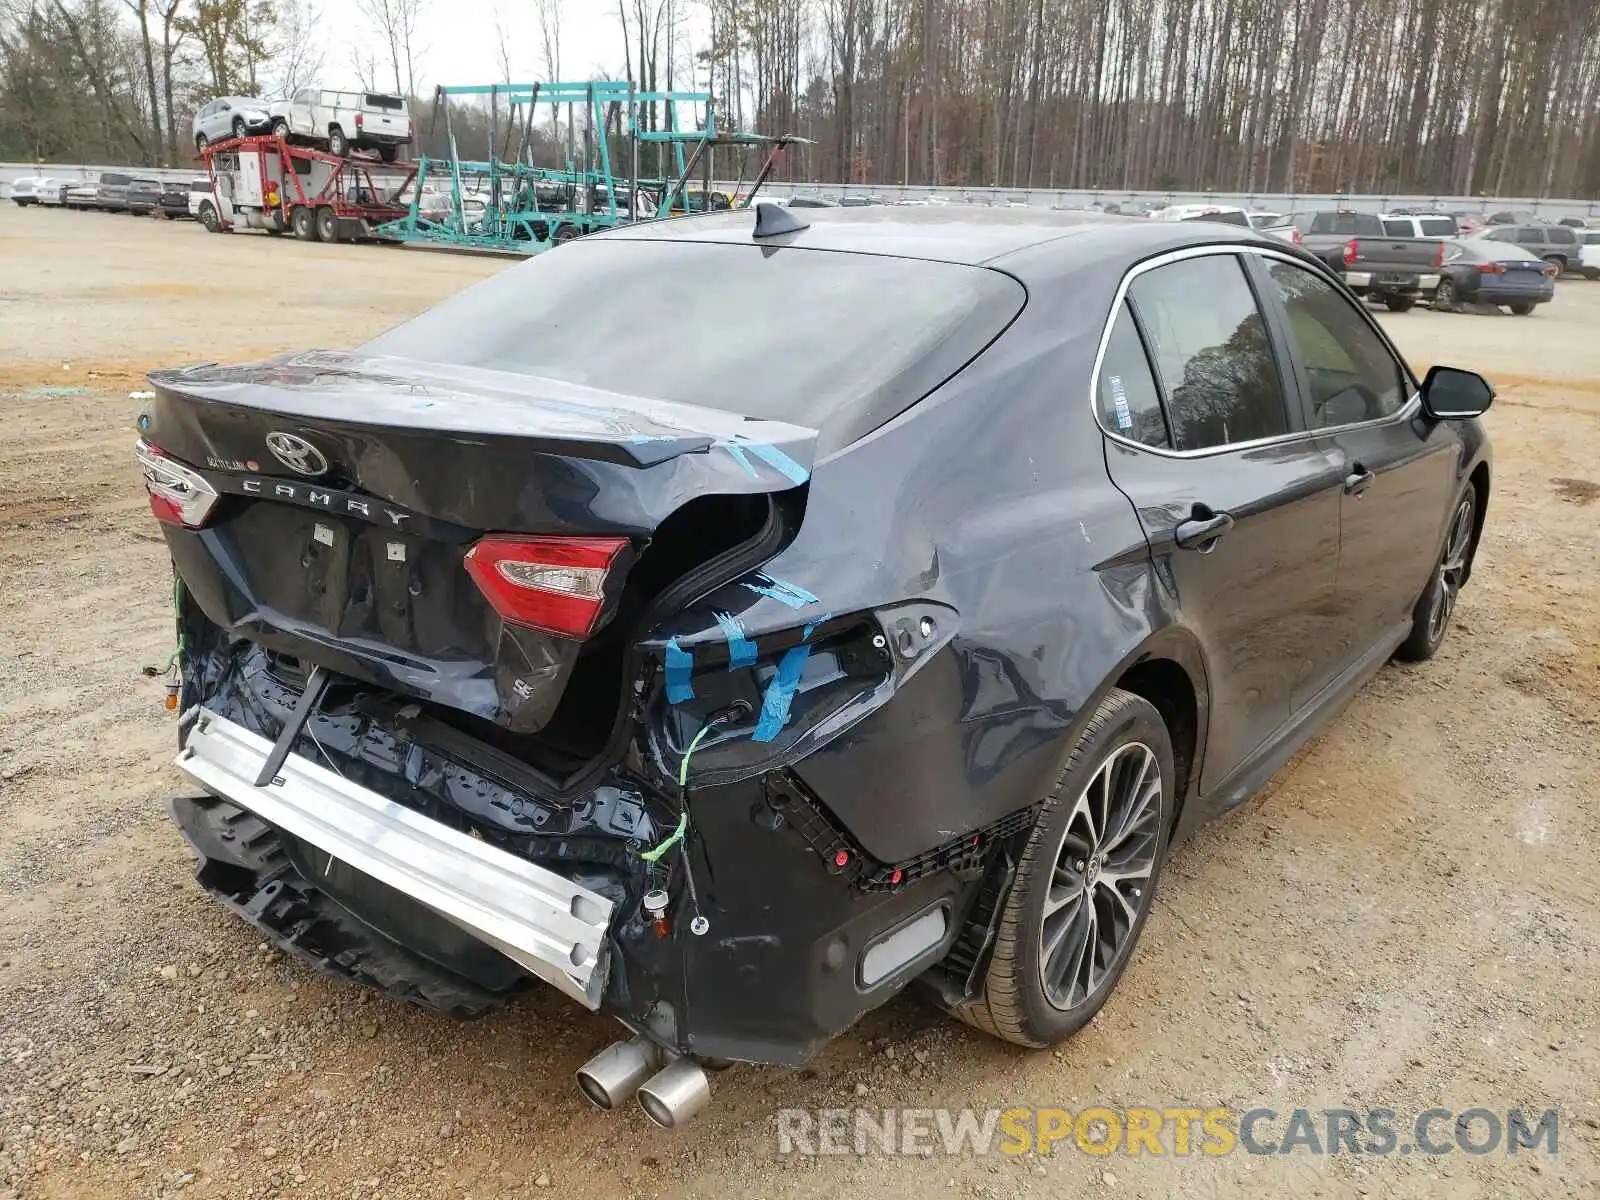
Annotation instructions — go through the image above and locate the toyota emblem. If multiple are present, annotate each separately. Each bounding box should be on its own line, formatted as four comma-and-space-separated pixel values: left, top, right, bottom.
264, 431, 329, 477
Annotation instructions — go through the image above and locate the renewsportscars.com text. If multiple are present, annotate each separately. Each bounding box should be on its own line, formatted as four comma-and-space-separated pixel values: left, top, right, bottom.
775, 1106, 1559, 1158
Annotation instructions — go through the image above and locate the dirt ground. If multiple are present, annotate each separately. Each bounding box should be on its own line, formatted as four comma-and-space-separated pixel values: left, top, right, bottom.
0, 205, 1596, 1200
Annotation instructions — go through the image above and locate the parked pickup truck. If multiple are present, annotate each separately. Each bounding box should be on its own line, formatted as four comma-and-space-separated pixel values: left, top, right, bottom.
1288, 211, 1445, 311
268, 89, 412, 161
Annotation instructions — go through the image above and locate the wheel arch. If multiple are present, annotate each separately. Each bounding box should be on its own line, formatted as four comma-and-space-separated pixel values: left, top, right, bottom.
1103, 627, 1211, 839
1463, 459, 1490, 586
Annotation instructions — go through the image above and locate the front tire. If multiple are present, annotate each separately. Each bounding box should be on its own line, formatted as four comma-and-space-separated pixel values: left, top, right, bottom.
1395, 485, 1477, 663
197, 201, 220, 233
960, 688, 1173, 1048
231, 117, 246, 140
328, 126, 349, 157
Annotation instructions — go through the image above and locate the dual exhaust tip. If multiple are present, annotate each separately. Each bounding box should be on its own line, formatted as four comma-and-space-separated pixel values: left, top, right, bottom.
576, 1035, 711, 1128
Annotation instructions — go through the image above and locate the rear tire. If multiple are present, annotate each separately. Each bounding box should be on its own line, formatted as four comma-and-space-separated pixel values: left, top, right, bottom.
271, 118, 290, 139
291, 205, 319, 241
1432, 278, 1459, 312
959, 688, 1173, 1048
1508, 302, 1535, 316
315, 206, 340, 243
1384, 296, 1416, 313
1395, 485, 1477, 663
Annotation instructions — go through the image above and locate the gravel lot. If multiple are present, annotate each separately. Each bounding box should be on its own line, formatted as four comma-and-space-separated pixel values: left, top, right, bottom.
1, 205, 1596, 1200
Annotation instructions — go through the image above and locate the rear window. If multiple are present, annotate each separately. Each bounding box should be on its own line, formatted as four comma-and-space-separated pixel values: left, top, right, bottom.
1311, 213, 1379, 236
190, 180, 212, 192
1547, 227, 1576, 244
365, 240, 1026, 452
365, 94, 405, 111
1418, 217, 1457, 237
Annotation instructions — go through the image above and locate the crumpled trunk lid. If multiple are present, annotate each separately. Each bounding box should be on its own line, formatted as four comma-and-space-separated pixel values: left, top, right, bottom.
144, 350, 813, 734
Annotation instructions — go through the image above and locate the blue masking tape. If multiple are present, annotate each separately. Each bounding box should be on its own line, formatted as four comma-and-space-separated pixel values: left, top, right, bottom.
664, 637, 694, 703
745, 442, 810, 484
718, 441, 759, 478
712, 610, 758, 668
752, 644, 812, 742
743, 573, 820, 610
802, 610, 832, 640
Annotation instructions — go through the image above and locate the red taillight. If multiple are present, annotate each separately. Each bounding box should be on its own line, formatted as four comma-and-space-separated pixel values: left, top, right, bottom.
137, 439, 219, 528
1542, 262, 1560, 278
1290, 227, 1303, 246
1479, 263, 1506, 275
463, 535, 628, 638
1433, 241, 1445, 268
1342, 239, 1360, 267
355, 113, 364, 126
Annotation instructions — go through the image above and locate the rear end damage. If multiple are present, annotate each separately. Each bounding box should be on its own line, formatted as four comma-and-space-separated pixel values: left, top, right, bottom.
143, 355, 1024, 1121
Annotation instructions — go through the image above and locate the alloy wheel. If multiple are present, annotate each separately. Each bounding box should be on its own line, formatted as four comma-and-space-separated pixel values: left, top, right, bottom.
1039, 741, 1162, 1010
1427, 497, 1475, 644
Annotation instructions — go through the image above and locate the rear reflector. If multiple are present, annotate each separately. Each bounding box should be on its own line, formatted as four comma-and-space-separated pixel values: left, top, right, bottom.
136, 438, 220, 528
463, 535, 628, 638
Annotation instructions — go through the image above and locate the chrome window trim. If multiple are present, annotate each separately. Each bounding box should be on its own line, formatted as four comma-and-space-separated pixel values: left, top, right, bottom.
1089, 243, 1421, 460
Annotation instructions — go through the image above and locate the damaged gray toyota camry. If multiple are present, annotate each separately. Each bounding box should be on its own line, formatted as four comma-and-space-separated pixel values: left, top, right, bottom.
137, 203, 1494, 1126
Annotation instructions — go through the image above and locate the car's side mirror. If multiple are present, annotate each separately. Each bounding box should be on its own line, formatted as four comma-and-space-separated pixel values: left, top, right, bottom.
1420, 365, 1494, 419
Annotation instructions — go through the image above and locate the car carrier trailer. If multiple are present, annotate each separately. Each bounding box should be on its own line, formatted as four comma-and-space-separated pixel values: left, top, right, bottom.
197, 134, 410, 242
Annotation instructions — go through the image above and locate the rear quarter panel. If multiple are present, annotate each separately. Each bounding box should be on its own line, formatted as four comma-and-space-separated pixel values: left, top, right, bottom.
736, 249, 1184, 862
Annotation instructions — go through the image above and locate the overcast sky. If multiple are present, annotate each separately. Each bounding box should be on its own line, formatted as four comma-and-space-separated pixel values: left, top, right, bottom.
314, 0, 714, 96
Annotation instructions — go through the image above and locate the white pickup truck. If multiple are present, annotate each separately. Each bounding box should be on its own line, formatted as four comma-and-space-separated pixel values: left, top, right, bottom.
268, 89, 411, 161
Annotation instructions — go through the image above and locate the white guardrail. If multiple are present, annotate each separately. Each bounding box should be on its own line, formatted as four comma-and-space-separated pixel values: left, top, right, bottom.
6, 159, 1598, 221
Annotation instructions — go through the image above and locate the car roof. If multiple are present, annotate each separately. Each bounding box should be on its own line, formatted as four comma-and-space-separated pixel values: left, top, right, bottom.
592, 204, 1278, 273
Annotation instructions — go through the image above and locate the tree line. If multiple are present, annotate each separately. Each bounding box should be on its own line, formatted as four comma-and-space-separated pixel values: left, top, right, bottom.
5, 0, 1600, 199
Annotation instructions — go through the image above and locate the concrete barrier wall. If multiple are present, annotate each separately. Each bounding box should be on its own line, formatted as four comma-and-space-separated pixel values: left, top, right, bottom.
7, 160, 1598, 220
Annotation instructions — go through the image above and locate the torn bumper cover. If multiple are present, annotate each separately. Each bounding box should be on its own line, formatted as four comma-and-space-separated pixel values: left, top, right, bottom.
175, 709, 614, 1009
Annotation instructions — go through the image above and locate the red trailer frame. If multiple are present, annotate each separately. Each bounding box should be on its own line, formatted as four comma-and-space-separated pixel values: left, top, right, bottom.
199, 134, 416, 241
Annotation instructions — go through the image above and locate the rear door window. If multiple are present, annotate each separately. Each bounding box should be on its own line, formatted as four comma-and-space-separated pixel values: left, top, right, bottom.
1515, 228, 1544, 246
1095, 303, 1169, 448
1127, 255, 1290, 451
1547, 227, 1577, 245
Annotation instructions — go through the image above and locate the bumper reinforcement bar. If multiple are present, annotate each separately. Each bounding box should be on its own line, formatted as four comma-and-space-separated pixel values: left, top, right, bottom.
174, 709, 614, 1008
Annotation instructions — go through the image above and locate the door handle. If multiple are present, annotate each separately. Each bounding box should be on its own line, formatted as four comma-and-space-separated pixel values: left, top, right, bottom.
1344, 466, 1374, 497
1174, 508, 1235, 552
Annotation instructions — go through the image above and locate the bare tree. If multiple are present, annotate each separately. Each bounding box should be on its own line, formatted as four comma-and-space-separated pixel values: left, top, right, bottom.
269, 0, 322, 98
355, 0, 425, 97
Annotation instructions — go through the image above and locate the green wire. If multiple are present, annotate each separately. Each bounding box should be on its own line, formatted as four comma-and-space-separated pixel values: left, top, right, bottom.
167, 575, 187, 673
637, 721, 720, 862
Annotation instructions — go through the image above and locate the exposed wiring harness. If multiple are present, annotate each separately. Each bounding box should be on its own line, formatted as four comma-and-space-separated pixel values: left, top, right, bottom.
636, 704, 749, 935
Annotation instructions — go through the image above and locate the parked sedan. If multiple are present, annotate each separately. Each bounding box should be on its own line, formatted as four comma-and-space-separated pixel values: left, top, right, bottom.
1434, 240, 1557, 314
138, 208, 1493, 1126
7, 176, 43, 205
64, 182, 99, 210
